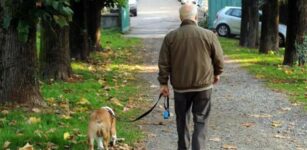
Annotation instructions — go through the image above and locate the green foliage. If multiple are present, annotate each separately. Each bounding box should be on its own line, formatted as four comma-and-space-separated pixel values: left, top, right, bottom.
1, 0, 73, 42
117, 0, 128, 7
295, 35, 307, 65
220, 37, 307, 107
53, 15, 68, 27
102, 0, 127, 8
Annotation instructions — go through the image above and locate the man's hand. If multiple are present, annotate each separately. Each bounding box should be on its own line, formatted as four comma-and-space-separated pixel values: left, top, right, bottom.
213, 75, 220, 84
160, 85, 169, 97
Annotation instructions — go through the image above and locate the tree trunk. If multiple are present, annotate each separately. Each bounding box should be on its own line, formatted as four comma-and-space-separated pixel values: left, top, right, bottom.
259, 0, 279, 53
40, 22, 72, 80
240, 0, 259, 48
87, 1, 103, 51
0, 26, 44, 106
283, 0, 307, 66
69, 0, 89, 61
279, 2, 288, 25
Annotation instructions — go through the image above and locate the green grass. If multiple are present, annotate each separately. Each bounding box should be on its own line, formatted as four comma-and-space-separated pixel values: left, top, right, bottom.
0, 29, 143, 149
220, 37, 307, 107
101, 28, 140, 50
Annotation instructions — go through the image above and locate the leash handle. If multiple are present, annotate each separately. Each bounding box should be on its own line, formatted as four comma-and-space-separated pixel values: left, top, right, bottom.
163, 95, 170, 119
163, 95, 169, 110
130, 94, 169, 122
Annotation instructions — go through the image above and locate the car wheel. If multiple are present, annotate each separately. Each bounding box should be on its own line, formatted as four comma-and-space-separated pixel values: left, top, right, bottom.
279, 33, 285, 47
216, 24, 230, 37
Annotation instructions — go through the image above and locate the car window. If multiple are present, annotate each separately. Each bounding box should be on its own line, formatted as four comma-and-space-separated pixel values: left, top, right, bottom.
229, 9, 241, 18
225, 9, 232, 15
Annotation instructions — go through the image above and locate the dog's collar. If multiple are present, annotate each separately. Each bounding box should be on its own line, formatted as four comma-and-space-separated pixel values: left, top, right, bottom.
101, 106, 116, 118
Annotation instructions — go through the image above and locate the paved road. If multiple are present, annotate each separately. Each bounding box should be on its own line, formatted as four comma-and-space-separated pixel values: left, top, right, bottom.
127, 1, 180, 149
127, 0, 180, 38
126, 0, 307, 150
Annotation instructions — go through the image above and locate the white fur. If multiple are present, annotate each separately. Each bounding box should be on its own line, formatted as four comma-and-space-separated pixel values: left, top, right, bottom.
101, 106, 115, 117
112, 135, 117, 146
97, 137, 104, 150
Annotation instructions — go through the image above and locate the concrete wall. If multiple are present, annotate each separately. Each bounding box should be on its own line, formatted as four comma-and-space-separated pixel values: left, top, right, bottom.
101, 13, 120, 29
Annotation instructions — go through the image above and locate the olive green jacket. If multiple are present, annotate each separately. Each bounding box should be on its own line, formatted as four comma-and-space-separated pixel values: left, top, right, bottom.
158, 19, 224, 90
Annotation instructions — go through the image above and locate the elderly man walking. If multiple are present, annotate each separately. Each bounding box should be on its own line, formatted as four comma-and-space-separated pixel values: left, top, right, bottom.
158, 3, 224, 150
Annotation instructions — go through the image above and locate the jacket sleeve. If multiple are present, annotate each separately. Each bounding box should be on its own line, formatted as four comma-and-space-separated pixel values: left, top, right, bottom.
158, 36, 170, 85
211, 33, 224, 76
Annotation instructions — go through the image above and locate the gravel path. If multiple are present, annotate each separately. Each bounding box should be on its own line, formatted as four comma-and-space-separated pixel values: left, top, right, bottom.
136, 38, 307, 150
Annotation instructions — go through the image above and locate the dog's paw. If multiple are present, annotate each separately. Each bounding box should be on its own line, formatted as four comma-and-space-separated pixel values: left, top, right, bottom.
97, 145, 105, 150
111, 135, 117, 146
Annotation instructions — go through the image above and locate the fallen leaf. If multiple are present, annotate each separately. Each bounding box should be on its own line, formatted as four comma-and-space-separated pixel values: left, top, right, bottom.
98, 79, 106, 85
46, 128, 56, 134
27, 117, 41, 124
16, 130, 24, 136
46, 142, 58, 149
47, 98, 57, 106
9, 120, 17, 126
123, 107, 130, 112
59, 101, 70, 110
75, 107, 88, 113
274, 134, 290, 139
241, 122, 255, 128
104, 86, 111, 91
110, 97, 123, 107
249, 114, 272, 118
209, 137, 221, 142
32, 108, 41, 113
1, 110, 9, 115
3, 141, 10, 149
148, 133, 156, 138
19, 143, 33, 150
280, 107, 291, 111
63, 89, 72, 94
272, 121, 283, 128
223, 144, 237, 149
64, 132, 71, 140
34, 130, 43, 137
77, 97, 91, 105
150, 84, 158, 88
292, 103, 300, 106
284, 70, 293, 75
61, 115, 72, 120
88, 65, 96, 72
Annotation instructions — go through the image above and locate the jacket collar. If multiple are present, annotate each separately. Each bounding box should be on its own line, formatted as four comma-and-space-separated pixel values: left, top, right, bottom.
180, 19, 197, 27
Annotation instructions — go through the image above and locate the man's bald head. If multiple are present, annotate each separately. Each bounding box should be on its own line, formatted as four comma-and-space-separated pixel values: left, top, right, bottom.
179, 3, 198, 22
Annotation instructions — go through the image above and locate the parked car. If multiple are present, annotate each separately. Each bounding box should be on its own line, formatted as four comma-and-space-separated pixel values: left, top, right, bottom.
129, 0, 138, 16
213, 6, 287, 46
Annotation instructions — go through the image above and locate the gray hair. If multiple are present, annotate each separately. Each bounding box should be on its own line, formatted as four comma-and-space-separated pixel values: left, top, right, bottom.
179, 3, 198, 20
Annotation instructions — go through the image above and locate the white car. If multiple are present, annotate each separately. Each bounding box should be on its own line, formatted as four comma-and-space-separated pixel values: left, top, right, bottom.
213, 6, 287, 46
129, 0, 137, 16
